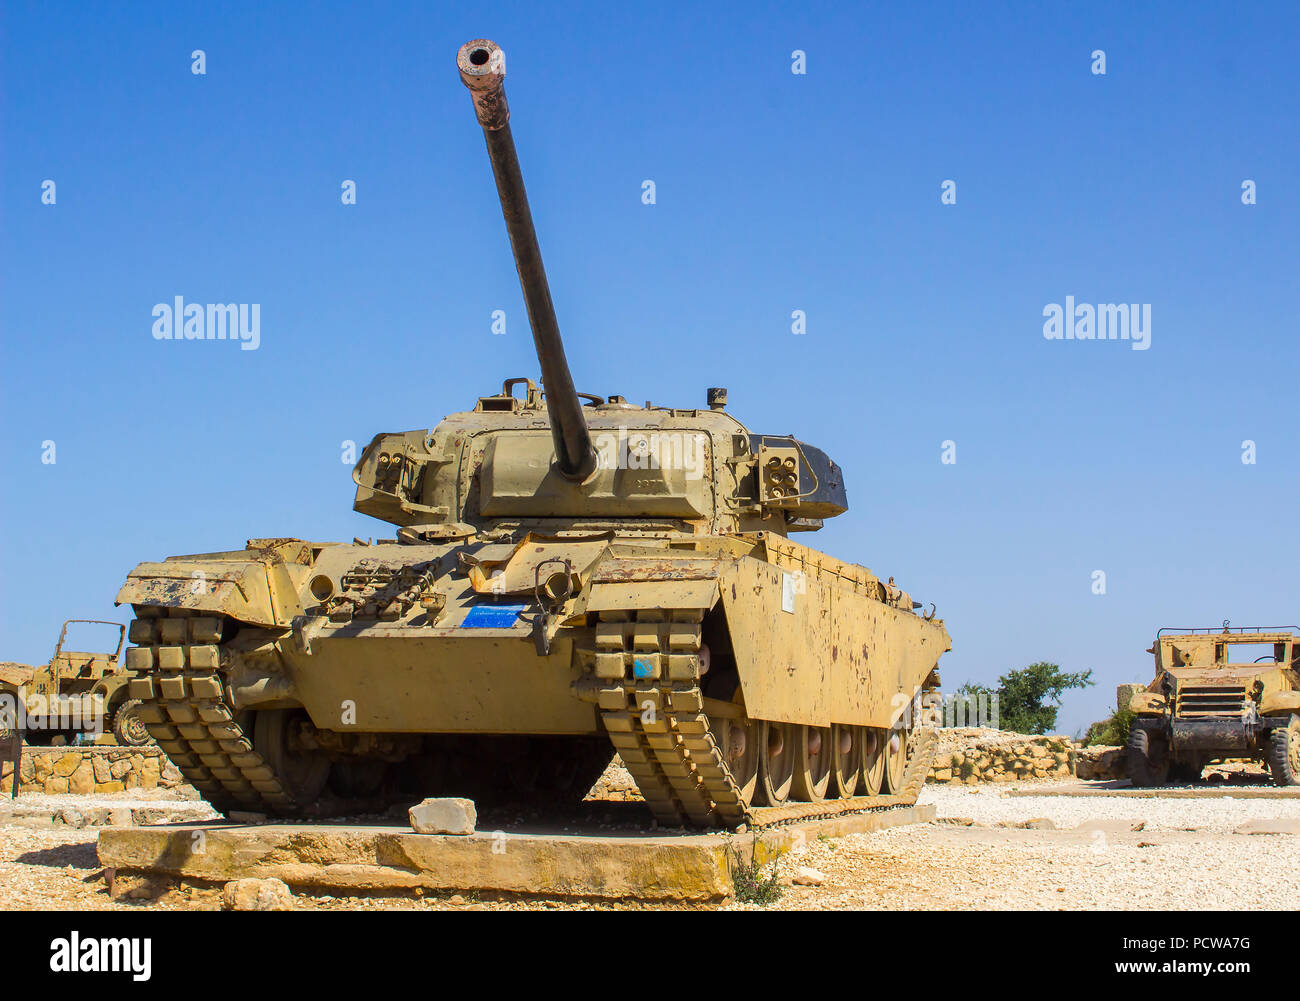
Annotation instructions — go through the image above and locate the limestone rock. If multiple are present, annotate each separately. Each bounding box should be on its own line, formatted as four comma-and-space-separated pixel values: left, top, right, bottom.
69, 760, 95, 795
410, 797, 477, 836
792, 866, 825, 886
223, 877, 295, 911
57, 807, 85, 828
140, 756, 161, 789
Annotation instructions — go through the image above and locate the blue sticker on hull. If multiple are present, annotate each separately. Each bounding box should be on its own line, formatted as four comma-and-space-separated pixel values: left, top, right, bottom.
460, 603, 527, 628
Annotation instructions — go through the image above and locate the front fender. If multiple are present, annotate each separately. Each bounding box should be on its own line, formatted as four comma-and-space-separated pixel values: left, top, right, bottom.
115, 558, 303, 627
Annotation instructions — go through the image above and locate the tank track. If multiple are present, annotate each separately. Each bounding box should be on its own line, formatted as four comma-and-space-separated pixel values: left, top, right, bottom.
125, 608, 297, 814
587, 608, 936, 830
591, 609, 751, 828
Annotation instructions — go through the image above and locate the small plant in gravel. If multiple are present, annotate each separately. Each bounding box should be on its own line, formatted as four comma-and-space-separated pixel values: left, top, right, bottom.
730, 844, 784, 905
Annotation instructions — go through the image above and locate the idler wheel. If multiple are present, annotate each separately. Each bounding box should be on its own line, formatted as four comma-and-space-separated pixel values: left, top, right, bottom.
791, 725, 832, 802
756, 720, 796, 805
830, 723, 861, 798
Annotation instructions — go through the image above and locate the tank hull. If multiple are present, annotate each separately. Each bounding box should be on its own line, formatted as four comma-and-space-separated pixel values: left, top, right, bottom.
116, 532, 949, 824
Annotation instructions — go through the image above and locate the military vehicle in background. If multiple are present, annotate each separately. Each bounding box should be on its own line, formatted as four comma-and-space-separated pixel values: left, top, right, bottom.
113, 39, 950, 828
0, 619, 151, 747
1128, 625, 1300, 786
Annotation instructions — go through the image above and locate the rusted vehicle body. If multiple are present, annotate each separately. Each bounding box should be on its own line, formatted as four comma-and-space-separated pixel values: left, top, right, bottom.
114, 40, 950, 827
0, 619, 150, 747
1128, 626, 1300, 785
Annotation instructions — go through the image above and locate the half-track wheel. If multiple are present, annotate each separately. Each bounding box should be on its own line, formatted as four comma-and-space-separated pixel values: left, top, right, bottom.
829, 723, 861, 798
791, 725, 832, 802
882, 726, 909, 793
111, 699, 153, 747
757, 720, 797, 805
1127, 725, 1170, 787
859, 726, 886, 796
1268, 715, 1300, 786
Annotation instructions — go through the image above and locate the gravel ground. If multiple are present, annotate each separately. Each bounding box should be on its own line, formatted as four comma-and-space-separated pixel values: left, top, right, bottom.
2, 780, 1298, 911
718, 781, 1300, 910
918, 782, 1300, 833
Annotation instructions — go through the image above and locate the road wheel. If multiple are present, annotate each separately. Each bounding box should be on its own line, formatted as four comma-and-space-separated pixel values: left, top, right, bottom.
756, 720, 796, 805
883, 726, 909, 793
1127, 726, 1170, 786
253, 709, 330, 804
1267, 715, 1300, 786
859, 726, 886, 795
829, 724, 861, 798
719, 717, 760, 806
111, 699, 153, 746
791, 725, 832, 802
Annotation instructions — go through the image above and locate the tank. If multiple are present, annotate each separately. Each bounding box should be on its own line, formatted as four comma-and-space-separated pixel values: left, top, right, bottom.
113, 39, 951, 827
1128, 625, 1300, 786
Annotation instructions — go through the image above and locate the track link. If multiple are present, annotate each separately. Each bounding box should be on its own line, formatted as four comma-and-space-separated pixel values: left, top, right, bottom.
125, 609, 296, 815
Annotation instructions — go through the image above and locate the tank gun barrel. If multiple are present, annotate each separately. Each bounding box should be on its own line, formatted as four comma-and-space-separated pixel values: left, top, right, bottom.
457, 39, 596, 481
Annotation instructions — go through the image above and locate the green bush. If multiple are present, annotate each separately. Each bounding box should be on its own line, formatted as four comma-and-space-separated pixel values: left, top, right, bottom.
958, 663, 1094, 735
1085, 705, 1135, 747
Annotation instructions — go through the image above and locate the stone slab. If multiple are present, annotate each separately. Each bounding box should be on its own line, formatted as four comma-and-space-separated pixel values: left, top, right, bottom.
0, 801, 216, 828
97, 804, 935, 902
1007, 783, 1300, 799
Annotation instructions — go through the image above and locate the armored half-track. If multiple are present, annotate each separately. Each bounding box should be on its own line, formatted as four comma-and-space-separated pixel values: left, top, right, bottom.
114, 39, 950, 827
0, 619, 151, 747
1128, 625, 1300, 786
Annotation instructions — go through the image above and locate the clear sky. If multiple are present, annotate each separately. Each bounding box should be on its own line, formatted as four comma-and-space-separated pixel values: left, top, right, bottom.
2, 1, 1297, 736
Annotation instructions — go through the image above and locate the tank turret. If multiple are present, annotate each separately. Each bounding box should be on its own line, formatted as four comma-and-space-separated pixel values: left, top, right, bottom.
457, 39, 596, 482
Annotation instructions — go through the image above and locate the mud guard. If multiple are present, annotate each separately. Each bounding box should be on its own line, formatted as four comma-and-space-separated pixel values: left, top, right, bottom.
720, 555, 948, 729
115, 559, 286, 626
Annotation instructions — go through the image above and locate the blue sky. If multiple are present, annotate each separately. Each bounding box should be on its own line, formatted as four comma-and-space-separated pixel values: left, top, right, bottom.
2, 1, 1297, 735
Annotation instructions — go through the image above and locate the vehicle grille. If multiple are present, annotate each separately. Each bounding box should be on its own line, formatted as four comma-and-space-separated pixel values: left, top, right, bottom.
1175, 685, 1249, 717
